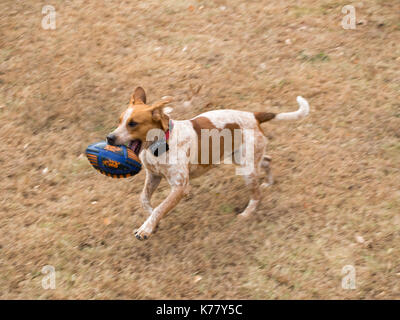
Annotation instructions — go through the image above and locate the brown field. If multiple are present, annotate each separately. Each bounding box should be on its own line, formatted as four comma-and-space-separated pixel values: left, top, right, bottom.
0, 0, 399, 299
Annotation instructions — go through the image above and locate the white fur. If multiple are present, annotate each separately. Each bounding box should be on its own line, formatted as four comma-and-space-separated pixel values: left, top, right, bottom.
274, 96, 309, 121
134, 96, 310, 240
197, 110, 258, 129
112, 107, 133, 144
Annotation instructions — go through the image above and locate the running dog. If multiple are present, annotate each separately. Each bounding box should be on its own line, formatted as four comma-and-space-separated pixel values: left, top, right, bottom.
107, 87, 309, 240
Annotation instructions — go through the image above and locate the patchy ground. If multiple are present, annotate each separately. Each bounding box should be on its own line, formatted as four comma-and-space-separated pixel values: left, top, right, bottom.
0, 0, 399, 299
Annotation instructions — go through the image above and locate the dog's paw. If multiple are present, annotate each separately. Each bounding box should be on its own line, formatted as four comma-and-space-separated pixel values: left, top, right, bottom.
134, 223, 153, 241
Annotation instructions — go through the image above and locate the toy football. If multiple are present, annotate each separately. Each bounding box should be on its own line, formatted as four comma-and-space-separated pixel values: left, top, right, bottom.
85, 141, 142, 178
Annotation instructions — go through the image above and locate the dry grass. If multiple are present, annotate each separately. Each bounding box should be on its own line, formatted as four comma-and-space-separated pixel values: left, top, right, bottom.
0, 0, 399, 299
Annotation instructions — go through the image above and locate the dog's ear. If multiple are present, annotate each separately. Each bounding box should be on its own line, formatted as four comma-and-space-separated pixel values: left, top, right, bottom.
152, 108, 169, 132
130, 87, 146, 104
151, 96, 173, 131
151, 96, 173, 109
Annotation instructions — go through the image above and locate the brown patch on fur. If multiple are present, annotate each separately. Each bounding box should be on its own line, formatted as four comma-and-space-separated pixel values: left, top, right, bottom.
254, 112, 276, 123
122, 104, 169, 146
126, 105, 160, 142
190, 118, 242, 165
224, 122, 241, 131
190, 117, 216, 136
190, 117, 215, 166
115, 89, 172, 147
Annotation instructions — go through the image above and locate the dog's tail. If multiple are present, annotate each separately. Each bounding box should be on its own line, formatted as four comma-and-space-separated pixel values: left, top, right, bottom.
254, 96, 310, 123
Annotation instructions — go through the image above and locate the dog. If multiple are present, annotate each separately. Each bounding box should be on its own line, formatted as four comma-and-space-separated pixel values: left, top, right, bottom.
107, 87, 309, 240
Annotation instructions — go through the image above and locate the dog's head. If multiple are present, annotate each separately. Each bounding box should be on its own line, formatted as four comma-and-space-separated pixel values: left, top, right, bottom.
106, 87, 173, 155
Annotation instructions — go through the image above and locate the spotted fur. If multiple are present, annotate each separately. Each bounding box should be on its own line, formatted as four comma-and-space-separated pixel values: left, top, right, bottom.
107, 87, 310, 240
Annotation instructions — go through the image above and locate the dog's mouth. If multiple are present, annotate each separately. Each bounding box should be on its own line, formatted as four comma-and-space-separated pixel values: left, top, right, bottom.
128, 139, 142, 156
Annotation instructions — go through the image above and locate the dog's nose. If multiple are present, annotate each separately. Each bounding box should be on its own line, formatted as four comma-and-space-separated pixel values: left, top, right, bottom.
106, 134, 116, 145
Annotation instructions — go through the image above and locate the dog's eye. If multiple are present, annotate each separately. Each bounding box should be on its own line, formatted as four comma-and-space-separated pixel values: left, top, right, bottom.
128, 120, 138, 127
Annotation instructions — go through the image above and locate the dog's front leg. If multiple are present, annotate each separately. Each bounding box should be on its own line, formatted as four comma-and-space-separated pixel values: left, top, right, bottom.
140, 170, 162, 215
135, 185, 188, 240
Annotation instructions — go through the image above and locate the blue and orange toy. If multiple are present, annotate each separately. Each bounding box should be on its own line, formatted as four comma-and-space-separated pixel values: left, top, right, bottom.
85, 141, 142, 178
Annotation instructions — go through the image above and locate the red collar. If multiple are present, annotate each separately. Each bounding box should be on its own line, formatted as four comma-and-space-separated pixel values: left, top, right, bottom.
165, 120, 174, 141
148, 120, 173, 157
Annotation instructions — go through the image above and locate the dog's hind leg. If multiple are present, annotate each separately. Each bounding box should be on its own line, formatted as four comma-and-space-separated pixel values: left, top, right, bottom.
234, 130, 266, 218
238, 171, 261, 218
260, 155, 273, 188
